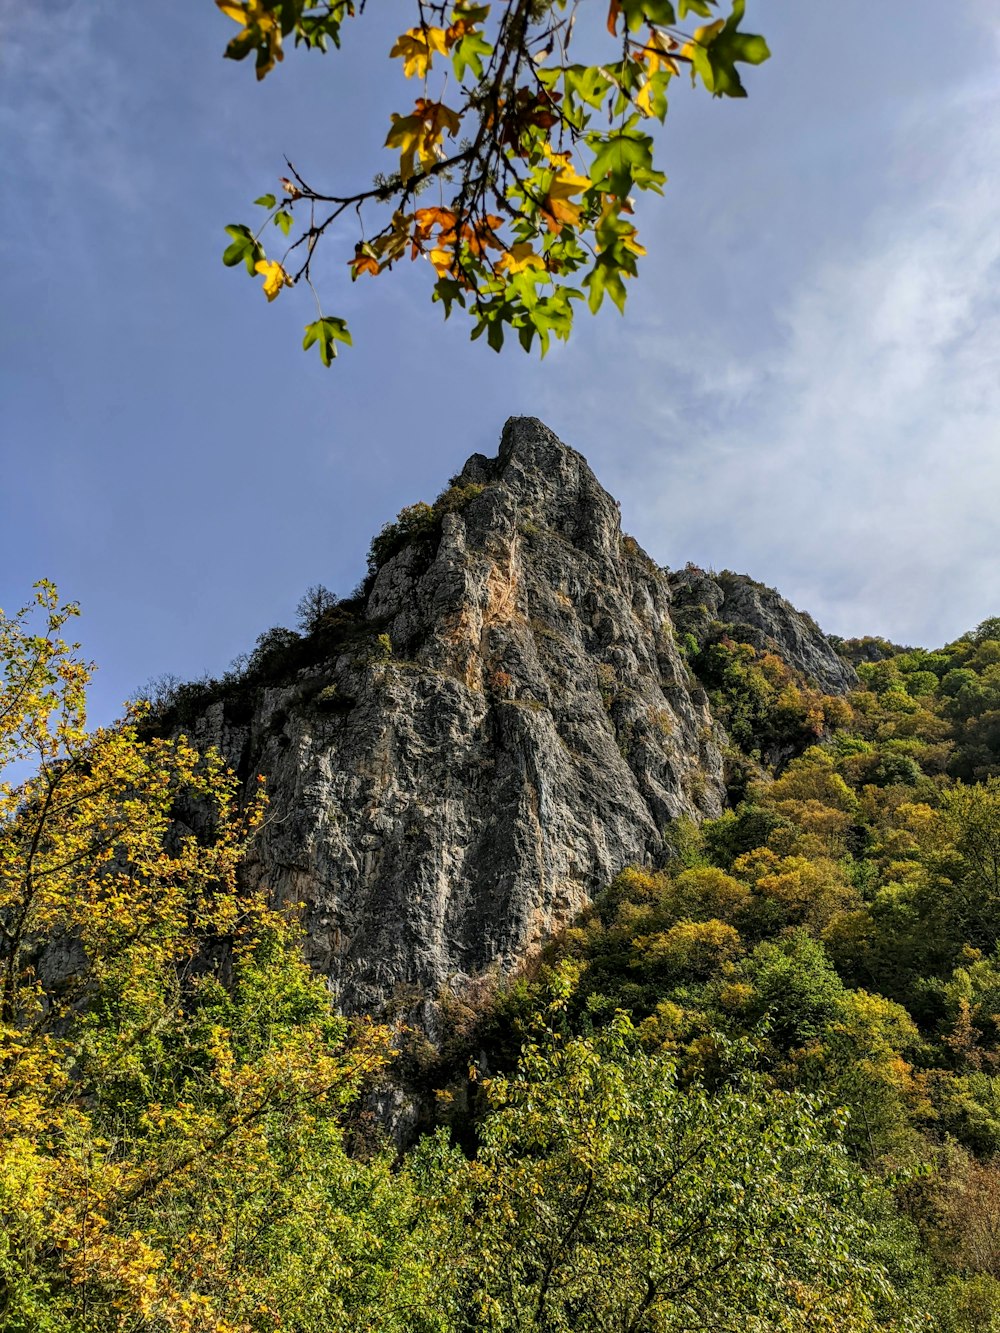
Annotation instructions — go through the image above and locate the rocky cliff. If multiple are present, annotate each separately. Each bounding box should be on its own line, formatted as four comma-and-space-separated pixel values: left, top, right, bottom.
667, 565, 856, 695
183, 418, 850, 1011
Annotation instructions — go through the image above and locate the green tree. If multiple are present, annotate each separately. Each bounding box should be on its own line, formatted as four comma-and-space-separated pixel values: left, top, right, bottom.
457, 1002, 921, 1330
215, 0, 769, 362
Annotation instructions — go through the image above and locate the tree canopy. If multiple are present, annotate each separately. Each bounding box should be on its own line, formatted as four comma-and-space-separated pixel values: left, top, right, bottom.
216, 0, 769, 363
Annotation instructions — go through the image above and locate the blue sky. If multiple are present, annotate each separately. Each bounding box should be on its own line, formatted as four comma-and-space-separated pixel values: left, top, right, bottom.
3, 1, 999, 727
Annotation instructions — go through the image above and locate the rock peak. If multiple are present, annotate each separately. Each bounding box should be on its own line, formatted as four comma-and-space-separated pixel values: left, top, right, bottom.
186, 420, 851, 1013
191, 421, 725, 1009
458, 417, 622, 561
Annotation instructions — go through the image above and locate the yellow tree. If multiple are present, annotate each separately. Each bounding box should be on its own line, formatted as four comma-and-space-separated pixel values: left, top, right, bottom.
215, 0, 769, 362
0, 585, 395, 1331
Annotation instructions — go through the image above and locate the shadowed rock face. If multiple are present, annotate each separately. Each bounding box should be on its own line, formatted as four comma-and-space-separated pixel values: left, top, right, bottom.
189, 418, 728, 1010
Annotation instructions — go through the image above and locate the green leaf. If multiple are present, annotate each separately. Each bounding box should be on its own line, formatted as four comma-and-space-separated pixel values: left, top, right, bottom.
692, 0, 770, 98
584, 258, 628, 314
588, 132, 656, 197
452, 30, 492, 81
274, 210, 294, 236
302, 316, 352, 367
222, 223, 264, 274
563, 64, 612, 111
254, 193, 278, 209
432, 278, 466, 317
621, 0, 676, 31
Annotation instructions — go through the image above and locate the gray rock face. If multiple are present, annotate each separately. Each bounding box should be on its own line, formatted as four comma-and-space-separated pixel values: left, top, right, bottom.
668, 566, 856, 695
189, 418, 726, 1011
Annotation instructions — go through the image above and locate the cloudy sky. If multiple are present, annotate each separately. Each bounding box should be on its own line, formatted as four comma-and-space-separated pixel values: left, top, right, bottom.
3, 1, 999, 726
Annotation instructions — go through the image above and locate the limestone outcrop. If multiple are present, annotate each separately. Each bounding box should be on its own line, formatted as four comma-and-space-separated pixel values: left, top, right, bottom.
187, 418, 729, 1009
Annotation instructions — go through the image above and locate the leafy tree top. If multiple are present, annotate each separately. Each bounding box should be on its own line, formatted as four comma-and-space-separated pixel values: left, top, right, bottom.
216, 0, 769, 362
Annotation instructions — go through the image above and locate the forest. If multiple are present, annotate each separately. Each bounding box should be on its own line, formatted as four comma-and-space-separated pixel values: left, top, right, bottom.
5, 574, 1000, 1331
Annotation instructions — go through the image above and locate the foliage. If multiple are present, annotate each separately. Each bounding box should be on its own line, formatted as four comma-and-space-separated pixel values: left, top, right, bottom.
458, 1009, 918, 1330
404, 612, 1000, 1329
367, 481, 485, 579
215, 0, 769, 363
0, 584, 398, 1331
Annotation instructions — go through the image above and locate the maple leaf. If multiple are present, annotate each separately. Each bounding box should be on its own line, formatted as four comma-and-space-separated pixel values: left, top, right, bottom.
349, 251, 380, 279
539, 159, 592, 233
386, 102, 460, 181
216, 0, 283, 78
385, 114, 425, 181
416, 98, 462, 139
498, 242, 545, 274
254, 258, 293, 301
414, 207, 458, 242
428, 247, 454, 277
390, 26, 449, 79
644, 27, 680, 74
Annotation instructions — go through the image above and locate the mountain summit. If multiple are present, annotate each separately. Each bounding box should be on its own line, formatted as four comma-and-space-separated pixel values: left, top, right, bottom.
184, 418, 848, 1009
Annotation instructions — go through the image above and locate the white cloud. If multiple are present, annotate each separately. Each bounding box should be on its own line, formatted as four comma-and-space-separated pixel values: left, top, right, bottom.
0, 0, 151, 251
555, 71, 1000, 649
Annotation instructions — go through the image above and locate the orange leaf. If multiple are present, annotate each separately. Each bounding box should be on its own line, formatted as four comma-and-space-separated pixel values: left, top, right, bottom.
349, 253, 380, 279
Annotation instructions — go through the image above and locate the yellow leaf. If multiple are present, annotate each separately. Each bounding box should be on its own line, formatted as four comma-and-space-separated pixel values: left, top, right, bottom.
636, 80, 656, 117
539, 159, 592, 233
499, 242, 545, 274
543, 146, 590, 188
680, 18, 724, 63
385, 114, 424, 181
390, 27, 449, 79
216, 0, 278, 31
643, 28, 679, 76
385, 103, 460, 181
217, 1, 249, 23
428, 247, 454, 277
254, 259, 292, 301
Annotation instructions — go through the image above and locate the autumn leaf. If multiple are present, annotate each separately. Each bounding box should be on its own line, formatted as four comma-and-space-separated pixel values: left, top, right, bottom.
644, 27, 680, 73
498, 242, 545, 273
390, 26, 449, 79
218, 0, 773, 364
216, 0, 283, 78
254, 258, 293, 300
539, 158, 592, 233
428, 247, 454, 277
413, 207, 458, 242
385, 102, 460, 181
349, 250, 380, 279
216, 0, 255, 27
